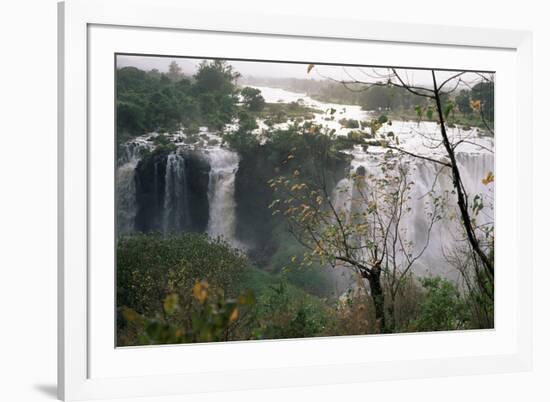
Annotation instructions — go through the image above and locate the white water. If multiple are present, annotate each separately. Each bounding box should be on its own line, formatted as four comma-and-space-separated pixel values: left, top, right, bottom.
250, 86, 370, 137
249, 86, 494, 279
206, 147, 240, 245
332, 147, 494, 279
116, 142, 149, 235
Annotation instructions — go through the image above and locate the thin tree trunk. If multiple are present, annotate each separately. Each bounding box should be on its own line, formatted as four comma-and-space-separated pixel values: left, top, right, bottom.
431, 71, 494, 280
365, 266, 386, 333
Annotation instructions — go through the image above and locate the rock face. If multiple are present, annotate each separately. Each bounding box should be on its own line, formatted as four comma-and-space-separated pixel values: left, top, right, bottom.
233, 147, 349, 260
135, 149, 168, 233
233, 149, 277, 258
183, 150, 210, 232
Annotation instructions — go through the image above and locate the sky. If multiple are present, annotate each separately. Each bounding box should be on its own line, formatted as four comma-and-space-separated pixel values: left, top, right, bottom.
116, 54, 490, 88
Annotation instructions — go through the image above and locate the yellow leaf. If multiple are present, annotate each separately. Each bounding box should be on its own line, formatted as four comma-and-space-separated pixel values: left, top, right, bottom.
229, 308, 239, 322
121, 307, 139, 323
481, 171, 494, 185
192, 280, 209, 303
163, 293, 179, 315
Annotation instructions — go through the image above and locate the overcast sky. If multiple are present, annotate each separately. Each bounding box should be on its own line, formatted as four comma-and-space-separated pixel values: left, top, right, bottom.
116, 54, 489, 87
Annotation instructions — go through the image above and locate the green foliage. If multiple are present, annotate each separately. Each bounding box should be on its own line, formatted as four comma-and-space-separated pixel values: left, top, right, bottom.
426, 106, 434, 120
455, 89, 471, 115
471, 81, 494, 122
117, 233, 247, 320
122, 282, 256, 345
192, 60, 240, 129
117, 232, 334, 344
266, 124, 347, 175
116, 67, 198, 136
223, 111, 260, 155
224, 129, 259, 155
268, 229, 332, 298
116, 60, 240, 140
338, 118, 360, 129
377, 114, 389, 124
254, 280, 328, 339
444, 102, 455, 120
241, 86, 266, 112
414, 277, 468, 332
151, 134, 173, 147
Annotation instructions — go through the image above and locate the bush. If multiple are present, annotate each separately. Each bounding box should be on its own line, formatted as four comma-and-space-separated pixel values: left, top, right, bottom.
241, 87, 266, 112
117, 233, 248, 326
338, 118, 360, 128
414, 277, 468, 332
255, 281, 329, 339
121, 281, 256, 345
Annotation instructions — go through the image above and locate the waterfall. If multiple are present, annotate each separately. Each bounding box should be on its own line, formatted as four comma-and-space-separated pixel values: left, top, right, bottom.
331, 147, 494, 279
116, 143, 145, 235
206, 148, 240, 245
332, 177, 352, 222
163, 151, 189, 233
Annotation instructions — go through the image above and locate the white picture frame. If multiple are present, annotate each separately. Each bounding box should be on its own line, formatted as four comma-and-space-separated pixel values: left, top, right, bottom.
58, 0, 533, 400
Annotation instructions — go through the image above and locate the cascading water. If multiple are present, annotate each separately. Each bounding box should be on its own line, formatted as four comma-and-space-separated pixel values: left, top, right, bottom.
116, 142, 146, 235
206, 148, 240, 245
331, 146, 494, 279
163, 151, 189, 233
332, 178, 352, 222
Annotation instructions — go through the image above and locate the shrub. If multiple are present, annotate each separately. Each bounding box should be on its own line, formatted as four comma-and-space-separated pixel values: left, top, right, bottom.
241, 87, 266, 112
338, 118, 360, 128
121, 281, 256, 345
255, 281, 329, 339
414, 277, 468, 332
117, 233, 248, 325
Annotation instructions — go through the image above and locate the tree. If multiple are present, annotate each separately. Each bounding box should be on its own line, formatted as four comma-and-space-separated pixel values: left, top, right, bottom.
471, 81, 494, 122
166, 61, 183, 81
470, 80, 495, 135
314, 66, 495, 286
193, 60, 241, 128
455, 89, 471, 115
268, 125, 438, 332
241, 86, 266, 112
116, 66, 200, 136
223, 111, 260, 155
194, 59, 240, 94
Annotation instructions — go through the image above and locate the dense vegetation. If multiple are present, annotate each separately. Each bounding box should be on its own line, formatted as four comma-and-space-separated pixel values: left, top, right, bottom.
118, 233, 490, 345
116, 60, 243, 142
